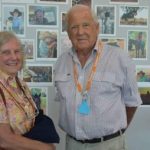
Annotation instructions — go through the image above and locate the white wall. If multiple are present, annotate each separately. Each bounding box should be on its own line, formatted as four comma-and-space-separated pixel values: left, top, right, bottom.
126, 107, 150, 150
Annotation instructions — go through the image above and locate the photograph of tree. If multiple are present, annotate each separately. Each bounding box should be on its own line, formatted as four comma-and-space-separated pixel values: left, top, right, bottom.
119, 6, 148, 27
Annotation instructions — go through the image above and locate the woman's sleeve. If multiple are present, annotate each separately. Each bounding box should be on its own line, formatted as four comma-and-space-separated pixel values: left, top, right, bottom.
0, 94, 9, 123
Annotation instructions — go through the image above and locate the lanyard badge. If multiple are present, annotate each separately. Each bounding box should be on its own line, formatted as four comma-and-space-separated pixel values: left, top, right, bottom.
74, 41, 103, 115
78, 91, 90, 115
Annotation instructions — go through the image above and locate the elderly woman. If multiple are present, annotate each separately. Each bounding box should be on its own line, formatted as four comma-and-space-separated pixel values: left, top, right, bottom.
0, 31, 55, 150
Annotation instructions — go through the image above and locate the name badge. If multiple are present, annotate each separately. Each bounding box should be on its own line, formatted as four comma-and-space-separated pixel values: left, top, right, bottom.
78, 100, 90, 115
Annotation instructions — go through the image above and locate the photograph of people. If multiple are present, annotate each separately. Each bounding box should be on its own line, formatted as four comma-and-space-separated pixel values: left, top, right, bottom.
28, 5, 57, 26
2, 6, 25, 36
96, 5, 115, 35
37, 30, 57, 59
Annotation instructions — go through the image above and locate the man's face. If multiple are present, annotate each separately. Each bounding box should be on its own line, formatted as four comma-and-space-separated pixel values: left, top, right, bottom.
0, 39, 23, 77
67, 8, 99, 52
36, 10, 44, 19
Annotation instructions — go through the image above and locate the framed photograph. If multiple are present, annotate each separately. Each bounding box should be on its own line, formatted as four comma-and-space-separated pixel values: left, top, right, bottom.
2, 5, 25, 37
27, 5, 58, 27
60, 35, 72, 54
127, 30, 147, 60
0, 22, 1, 31
95, 5, 116, 36
22, 64, 53, 85
101, 38, 125, 50
136, 65, 150, 84
29, 86, 48, 114
36, 29, 58, 61
119, 6, 148, 27
71, 0, 91, 8
0, 2, 2, 17
2, 0, 34, 3
21, 39, 35, 62
110, 0, 138, 4
61, 12, 67, 34
37, 0, 68, 4
138, 87, 150, 105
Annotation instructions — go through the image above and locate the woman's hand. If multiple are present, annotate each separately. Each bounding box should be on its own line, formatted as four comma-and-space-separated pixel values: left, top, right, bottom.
0, 123, 56, 150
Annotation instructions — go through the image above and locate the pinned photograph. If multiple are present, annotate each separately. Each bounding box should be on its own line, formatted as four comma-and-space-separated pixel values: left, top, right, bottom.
28, 5, 58, 27
101, 38, 125, 50
23, 64, 53, 84
2, 5, 25, 37
2, 0, 34, 3
21, 39, 35, 62
138, 87, 150, 105
136, 65, 150, 83
96, 5, 116, 36
119, 6, 148, 27
71, 0, 91, 8
127, 30, 147, 60
29, 86, 48, 114
36, 29, 58, 60
37, 0, 68, 4
61, 12, 67, 34
110, 0, 138, 3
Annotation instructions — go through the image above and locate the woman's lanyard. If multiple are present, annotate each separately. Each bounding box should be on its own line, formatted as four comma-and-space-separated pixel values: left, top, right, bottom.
73, 41, 103, 115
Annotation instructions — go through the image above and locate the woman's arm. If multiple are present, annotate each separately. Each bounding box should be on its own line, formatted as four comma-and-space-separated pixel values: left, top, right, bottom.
0, 123, 55, 150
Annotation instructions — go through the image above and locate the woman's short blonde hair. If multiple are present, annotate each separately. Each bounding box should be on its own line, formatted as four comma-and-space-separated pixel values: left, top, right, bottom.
0, 31, 24, 69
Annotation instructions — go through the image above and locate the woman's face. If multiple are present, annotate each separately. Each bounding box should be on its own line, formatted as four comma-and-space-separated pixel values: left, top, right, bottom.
0, 38, 23, 77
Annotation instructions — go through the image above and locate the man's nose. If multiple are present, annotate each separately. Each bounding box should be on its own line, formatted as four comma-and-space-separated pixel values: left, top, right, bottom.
77, 26, 84, 34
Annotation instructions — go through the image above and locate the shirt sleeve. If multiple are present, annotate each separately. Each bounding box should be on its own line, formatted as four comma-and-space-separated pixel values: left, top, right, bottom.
122, 54, 142, 107
0, 95, 9, 123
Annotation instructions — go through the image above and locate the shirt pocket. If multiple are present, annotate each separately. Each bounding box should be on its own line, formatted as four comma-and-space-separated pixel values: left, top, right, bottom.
91, 71, 122, 96
55, 73, 74, 100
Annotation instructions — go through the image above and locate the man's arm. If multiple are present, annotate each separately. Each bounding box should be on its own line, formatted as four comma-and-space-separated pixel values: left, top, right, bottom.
126, 107, 137, 127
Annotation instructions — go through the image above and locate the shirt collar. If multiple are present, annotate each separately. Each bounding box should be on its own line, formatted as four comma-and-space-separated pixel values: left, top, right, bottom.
0, 69, 16, 83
